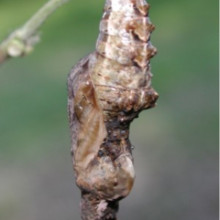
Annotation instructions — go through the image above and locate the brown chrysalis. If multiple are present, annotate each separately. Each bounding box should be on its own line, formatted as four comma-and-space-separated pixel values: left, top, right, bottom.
67, 0, 158, 219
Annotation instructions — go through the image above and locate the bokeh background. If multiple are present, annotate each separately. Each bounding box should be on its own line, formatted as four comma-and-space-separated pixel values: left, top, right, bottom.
0, 0, 218, 219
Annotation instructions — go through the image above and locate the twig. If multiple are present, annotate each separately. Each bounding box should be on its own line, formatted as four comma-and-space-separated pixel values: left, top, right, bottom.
0, 0, 69, 64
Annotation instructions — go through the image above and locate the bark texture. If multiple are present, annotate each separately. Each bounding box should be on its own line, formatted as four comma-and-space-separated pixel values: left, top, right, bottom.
67, 0, 158, 219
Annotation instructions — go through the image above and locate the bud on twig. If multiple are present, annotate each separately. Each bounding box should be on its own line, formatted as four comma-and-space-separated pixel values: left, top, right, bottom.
0, 0, 69, 64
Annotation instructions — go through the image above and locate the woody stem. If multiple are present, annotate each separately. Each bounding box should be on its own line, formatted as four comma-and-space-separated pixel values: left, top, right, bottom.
81, 192, 119, 220
0, 0, 69, 65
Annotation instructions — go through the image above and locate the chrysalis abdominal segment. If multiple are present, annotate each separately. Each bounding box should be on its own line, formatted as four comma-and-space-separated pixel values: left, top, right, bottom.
68, 0, 158, 219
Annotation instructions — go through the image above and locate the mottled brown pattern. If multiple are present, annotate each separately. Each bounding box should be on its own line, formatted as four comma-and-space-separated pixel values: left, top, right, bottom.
81, 193, 119, 220
67, 0, 158, 219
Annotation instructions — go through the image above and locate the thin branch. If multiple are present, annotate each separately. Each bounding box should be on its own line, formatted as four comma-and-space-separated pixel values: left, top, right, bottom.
0, 0, 69, 64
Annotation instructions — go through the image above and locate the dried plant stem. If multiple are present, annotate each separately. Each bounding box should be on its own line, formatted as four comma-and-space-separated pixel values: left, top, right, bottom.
81, 193, 119, 220
0, 0, 69, 64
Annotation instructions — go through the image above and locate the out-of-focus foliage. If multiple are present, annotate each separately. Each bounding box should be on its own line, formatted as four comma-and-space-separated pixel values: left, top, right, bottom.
0, 0, 218, 220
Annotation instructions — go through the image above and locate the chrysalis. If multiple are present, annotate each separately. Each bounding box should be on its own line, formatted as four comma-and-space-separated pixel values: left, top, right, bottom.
68, 0, 158, 218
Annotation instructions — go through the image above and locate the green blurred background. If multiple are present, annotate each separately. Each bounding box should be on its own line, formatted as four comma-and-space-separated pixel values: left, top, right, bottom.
0, 0, 218, 219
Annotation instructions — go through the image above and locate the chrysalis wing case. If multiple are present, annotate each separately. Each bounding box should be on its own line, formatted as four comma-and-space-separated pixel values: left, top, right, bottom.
68, 0, 158, 215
